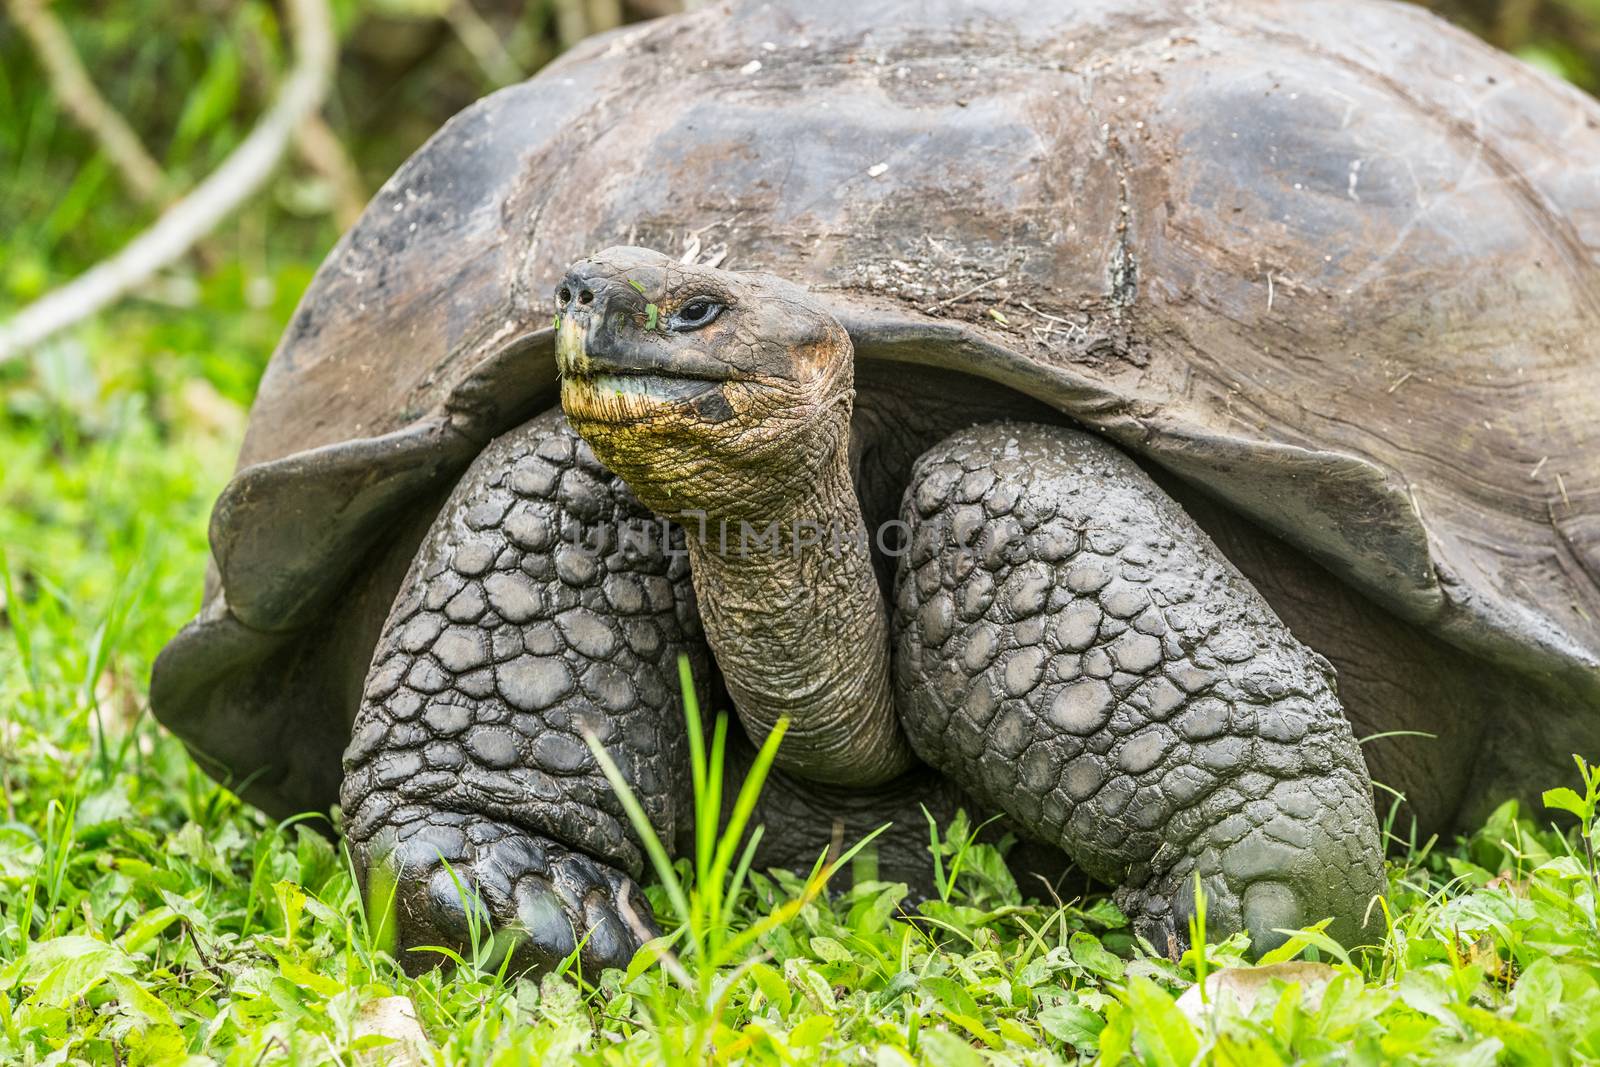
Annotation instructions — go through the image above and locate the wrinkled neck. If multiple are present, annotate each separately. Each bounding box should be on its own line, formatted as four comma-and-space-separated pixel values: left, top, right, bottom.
683, 441, 914, 787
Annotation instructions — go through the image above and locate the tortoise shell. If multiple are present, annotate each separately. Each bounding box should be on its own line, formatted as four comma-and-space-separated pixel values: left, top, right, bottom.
153, 0, 1600, 818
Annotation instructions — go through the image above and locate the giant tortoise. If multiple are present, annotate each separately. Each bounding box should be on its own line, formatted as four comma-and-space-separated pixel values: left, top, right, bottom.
153, 0, 1600, 972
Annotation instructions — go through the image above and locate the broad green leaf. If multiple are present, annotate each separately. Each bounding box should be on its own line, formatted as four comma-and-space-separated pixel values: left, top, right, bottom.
1178, 962, 1342, 1022
1510, 959, 1561, 1023
1037, 1002, 1105, 1051
850, 883, 907, 935
810, 935, 853, 963
922, 975, 981, 1019
123, 1023, 190, 1065
117, 906, 179, 955
274, 880, 306, 943
294, 825, 339, 891
944, 1011, 1003, 1049
1397, 969, 1456, 1027
20, 936, 134, 1007
1257, 918, 1341, 966
109, 973, 178, 1027
277, 955, 342, 997
1083, 898, 1129, 928
1542, 787, 1590, 819
1124, 976, 1198, 1067
874, 1046, 917, 1067
157, 888, 212, 934
995, 1017, 1038, 1048
19, 935, 132, 982
1213, 1032, 1291, 1066
1068, 931, 1125, 980
113, 858, 184, 893
1452, 1004, 1545, 1062
789, 1014, 834, 1046
748, 961, 793, 1016
919, 1029, 985, 1067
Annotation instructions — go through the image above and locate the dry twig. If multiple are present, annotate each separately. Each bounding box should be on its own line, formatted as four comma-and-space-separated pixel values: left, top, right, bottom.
5, 0, 167, 207
445, 0, 523, 87
553, 0, 627, 49
236, 14, 366, 229
0, 0, 338, 363
294, 113, 366, 229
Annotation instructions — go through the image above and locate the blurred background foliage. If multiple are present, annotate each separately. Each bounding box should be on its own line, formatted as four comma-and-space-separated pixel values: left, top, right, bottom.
1, 0, 1598, 421
1435, 0, 1600, 87
0, 0, 686, 418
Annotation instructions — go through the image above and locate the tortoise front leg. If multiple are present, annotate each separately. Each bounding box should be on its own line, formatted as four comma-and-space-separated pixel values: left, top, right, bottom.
341, 409, 709, 975
892, 421, 1385, 954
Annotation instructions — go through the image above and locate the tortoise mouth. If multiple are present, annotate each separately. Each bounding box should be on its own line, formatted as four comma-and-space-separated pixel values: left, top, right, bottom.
560, 370, 728, 427
569, 363, 730, 385
555, 313, 735, 387
569, 371, 721, 401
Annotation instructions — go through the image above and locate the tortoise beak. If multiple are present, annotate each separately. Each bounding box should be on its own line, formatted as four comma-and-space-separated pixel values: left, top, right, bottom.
554, 268, 642, 379
554, 312, 589, 377
554, 254, 737, 387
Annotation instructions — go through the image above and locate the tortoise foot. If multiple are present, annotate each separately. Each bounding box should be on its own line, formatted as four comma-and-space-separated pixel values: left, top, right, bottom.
893, 420, 1386, 957
339, 408, 706, 978
358, 812, 658, 977
1114, 771, 1385, 957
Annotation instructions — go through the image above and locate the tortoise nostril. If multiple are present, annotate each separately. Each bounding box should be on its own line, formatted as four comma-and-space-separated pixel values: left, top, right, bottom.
578, 289, 594, 305
558, 287, 572, 305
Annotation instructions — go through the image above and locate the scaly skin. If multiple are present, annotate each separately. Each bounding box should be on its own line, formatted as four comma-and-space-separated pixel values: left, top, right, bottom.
341, 407, 996, 971
344, 246, 1387, 973
892, 422, 1385, 951
554, 247, 1385, 957
556, 247, 914, 787
341, 410, 707, 974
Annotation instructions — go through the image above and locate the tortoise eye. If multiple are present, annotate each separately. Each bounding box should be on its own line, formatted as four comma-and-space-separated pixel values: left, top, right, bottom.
670, 297, 723, 332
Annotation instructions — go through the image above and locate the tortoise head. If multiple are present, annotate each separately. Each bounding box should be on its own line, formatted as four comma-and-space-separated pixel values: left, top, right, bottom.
555, 246, 853, 518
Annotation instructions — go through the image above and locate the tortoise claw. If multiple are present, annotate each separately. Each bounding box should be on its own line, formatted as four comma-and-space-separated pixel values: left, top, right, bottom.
362, 814, 657, 978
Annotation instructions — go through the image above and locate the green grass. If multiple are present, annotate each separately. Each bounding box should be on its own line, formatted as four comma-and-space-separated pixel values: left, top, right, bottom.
2, 313, 1600, 1065
5, 1, 1600, 1057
